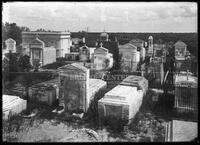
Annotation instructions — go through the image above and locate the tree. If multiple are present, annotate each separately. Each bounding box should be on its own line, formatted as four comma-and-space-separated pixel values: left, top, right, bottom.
2, 22, 7, 49
118, 53, 123, 70
104, 58, 110, 70
4, 52, 32, 73
4, 23, 22, 46
155, 39, 163, 44
18, 55, 32, 72
8, 51, 19, 72
20, 26, 30, 32
36, 28, 48, 32
2, 22, 30, 47
2, 55, 10, 90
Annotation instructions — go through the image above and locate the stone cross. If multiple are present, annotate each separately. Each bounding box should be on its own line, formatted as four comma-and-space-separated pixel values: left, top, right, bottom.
36, 33, 39, 38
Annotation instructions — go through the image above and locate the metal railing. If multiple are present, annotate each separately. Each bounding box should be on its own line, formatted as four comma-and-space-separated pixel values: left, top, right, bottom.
173, 86, 198, 121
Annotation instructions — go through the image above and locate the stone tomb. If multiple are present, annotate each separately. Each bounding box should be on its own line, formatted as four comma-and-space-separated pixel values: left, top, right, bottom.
28, 78, 59, 106
120, 75, 148, 96
166, 120, 197, 142
79, 45, 90, 62
58, 63, 90, 113
3, 95, 27, 120
98, 85, 143, 124
29, 37, 56, 67
5, 38, 16, 53
58, 63, 107, 114
92, 44, 113, 71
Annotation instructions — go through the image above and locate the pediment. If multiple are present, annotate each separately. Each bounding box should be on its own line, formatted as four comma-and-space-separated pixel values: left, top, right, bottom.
94, 47, 108, 54
130, 39, 144, 43
80, 46, 89, 51
174, 41, 187, 47
5, 38, 16, 44
58, 63, 88, 73
30, 38, 45, 46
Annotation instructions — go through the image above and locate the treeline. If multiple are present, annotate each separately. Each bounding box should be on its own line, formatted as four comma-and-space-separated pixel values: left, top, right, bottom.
71, 32, 198, 58
2, 22, 197, 57
120, 32, 197, 57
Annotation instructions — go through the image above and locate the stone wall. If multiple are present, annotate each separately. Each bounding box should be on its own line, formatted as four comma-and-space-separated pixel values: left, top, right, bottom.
43, 47, 56, 66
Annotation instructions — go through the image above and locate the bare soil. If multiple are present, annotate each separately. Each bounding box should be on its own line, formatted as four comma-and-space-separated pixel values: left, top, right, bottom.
3, 102, 167, 142
3, 90, 169, 142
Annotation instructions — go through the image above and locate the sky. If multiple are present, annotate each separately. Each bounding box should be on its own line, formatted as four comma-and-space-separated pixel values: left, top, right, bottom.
2, 2, 198, 33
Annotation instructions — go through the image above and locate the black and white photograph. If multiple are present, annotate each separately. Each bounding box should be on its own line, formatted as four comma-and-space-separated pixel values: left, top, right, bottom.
2, 1, 198, 142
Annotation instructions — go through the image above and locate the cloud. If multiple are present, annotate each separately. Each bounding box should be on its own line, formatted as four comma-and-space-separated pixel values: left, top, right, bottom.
132, 2, 197, 21
180, 5, 197, 17
2, 2, 197, 32
155, 3, 197, 19
50, 9, 62, 17
124, 11, 129, 22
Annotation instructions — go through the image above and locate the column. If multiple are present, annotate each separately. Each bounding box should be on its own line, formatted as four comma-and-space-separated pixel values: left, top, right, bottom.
30, 48, 33, 65
40, 48, 43, 66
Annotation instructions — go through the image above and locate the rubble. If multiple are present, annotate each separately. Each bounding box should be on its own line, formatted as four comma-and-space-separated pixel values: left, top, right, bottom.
72, 113, 84, 119
19, 108, 39, 118
127, 112, 166, 142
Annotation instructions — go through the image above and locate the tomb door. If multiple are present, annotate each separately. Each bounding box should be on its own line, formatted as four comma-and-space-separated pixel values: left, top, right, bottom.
63, 78, 81, 112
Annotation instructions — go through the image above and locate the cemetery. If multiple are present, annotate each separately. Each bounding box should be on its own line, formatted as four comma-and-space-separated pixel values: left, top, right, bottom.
3, 59, 198, 142
2, 63, 170, 142
2, 20, 197, 142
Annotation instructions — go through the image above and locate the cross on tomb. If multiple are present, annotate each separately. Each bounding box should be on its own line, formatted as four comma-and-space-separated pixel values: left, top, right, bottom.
36, 33, 39, 38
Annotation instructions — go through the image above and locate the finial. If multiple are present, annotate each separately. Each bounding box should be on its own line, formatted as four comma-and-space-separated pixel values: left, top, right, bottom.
187, 69, 189, 80
36, 33, 39, 39
115, 37, 117, 42
100, 42, 103, 47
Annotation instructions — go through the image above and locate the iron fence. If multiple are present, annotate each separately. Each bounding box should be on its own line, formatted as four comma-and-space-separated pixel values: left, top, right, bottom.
173, 86, 198, 121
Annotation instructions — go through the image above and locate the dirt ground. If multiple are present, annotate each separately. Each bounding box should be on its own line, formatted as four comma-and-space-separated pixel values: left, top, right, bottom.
3, 115, 166, 142
3, 101, 167, 142
3, 90, 169, 142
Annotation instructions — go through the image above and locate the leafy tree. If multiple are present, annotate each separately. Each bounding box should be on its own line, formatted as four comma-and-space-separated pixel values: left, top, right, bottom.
8, 51, 19, 72
104, 58, 110, 70
20, 26, 30, 32
18, 55, 32, 72
118, 53, 123, 69
2, 55, 10, 89
2, 22, 30, 48
155, 39, 163, 44
4, 23, 21, 46
35, 28, 54, 32
2, 22, 7, 49
3, 52, 32, 73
